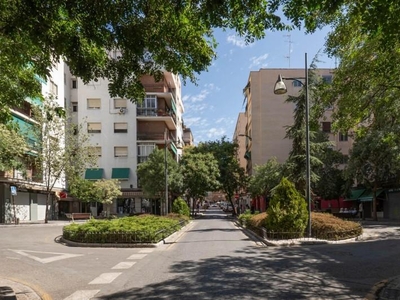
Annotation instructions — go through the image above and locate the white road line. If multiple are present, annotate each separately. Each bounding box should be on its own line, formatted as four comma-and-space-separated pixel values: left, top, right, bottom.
89, 273, 122, 285
139, 249, 154, 253
64, 290, 100, 300
127, 253, 147, 260
9, 249, 83, 264
112, 261, 136, 269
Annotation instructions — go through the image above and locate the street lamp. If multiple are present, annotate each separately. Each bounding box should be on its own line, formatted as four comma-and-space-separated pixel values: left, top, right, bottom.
273, 53, 311, 238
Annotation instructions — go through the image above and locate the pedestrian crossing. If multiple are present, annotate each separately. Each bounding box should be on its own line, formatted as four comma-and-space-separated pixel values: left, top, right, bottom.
63, 248, 155, 300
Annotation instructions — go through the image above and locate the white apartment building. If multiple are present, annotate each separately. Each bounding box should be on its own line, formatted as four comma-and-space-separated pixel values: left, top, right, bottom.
67, 71, 185, 216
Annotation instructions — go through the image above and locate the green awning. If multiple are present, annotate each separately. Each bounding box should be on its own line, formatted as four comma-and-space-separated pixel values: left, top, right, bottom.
85, 168, 103, 180
111, 168, 130, 180
344, 189, 366, 201
359, 189, 385, 202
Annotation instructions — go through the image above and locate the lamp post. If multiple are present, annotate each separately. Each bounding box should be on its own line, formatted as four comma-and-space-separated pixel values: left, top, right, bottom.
273, 53, 311, 238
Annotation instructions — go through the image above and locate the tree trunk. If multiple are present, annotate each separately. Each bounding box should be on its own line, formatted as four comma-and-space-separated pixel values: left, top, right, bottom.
372, 184, 378, 221
45, 192, 50, 223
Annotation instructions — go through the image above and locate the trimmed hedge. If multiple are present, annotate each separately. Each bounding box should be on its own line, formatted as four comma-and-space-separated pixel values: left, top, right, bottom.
63, 214, 188, 244
238, 211, 362, 241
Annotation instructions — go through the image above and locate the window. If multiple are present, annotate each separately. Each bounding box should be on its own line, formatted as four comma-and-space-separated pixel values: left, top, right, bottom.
137, 143, 155, 163
114, 122, 128, 133
293, 80, 303, 87
114, 98, 127, 109
137, 95, 157, 109
72, 102, 78, 112
50, 80, 58, 95
114, 146, 128, 157
339, 132, 348, 141
88, 122, 101, 133
72, 79, 77, 89
322, 75, 332, 84
322, 122, 331, 133
87, 98, 101, 109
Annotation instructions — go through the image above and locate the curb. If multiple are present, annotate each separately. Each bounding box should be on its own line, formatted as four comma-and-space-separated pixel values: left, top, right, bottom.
0, 278, 42, 300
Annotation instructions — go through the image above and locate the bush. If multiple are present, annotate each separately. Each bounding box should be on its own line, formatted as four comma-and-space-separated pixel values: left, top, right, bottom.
62, 215, 188, 244
238, 211, 253, 226
265, 177, 308, 237
172, 197, 190, 217
311, 212, 362, 240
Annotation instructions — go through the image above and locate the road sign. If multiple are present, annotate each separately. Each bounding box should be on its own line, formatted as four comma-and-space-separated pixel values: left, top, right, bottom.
10, 186, 17, 196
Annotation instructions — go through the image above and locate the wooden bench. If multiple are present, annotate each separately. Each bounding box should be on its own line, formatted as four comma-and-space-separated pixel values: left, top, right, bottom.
65, 213, 91, 222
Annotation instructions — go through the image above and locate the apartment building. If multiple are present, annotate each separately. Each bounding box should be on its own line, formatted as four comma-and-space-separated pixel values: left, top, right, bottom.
68, 71, 185, 216
239, 68, 353, 176
0, 62, 67, 223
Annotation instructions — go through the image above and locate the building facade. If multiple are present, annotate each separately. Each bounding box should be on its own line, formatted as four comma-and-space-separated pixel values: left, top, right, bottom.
69, 71, 185, 217
240, 68, 353, 175
0, 62, 67, 223
238, 68, 354, 213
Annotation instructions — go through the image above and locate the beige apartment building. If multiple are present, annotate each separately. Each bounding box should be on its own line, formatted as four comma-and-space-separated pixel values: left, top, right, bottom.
237, 68, 353, 175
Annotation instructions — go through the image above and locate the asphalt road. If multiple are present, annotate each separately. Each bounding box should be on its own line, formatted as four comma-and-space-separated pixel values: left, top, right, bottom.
1, 208, 400, 299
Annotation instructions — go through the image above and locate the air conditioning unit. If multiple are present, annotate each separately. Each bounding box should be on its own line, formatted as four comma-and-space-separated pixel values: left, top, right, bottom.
119, 108, 127, 115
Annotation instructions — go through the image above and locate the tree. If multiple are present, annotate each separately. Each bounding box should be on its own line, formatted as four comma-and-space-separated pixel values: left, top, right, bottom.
265, 177, 308, 236
196, 137, 247, 215
31, 99, 97, 223
68, 178, 97, 204
248, 157, 283, 199
312, 131, 347, 207
0, 0, 288, 120
283, 62, 328, 194
179, 150, 220, 216
137, 148, 180, 214
92, 179, 122, 217
345, 129, 400, 221
171, 197, 190, 217
0, 124, 27, 172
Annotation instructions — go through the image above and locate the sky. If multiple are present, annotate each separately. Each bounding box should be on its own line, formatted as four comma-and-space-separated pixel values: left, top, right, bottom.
181, 27, 337, 144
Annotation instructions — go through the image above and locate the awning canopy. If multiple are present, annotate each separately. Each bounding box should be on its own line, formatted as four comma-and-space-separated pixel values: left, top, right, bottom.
111, 168, 130, 180
358, 189, 385, 202
85, 168, 103, 180
344, 189, 366, 201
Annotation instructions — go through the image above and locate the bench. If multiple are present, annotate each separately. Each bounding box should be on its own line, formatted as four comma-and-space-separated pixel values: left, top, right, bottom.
65, 213, 92, 222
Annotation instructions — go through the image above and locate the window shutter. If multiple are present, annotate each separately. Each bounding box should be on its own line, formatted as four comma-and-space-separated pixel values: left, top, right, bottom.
87, 98, 101, 109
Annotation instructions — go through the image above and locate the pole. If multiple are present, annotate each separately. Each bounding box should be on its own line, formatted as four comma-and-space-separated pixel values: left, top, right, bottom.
164, 133, 168, 216
305, 52, 311, 238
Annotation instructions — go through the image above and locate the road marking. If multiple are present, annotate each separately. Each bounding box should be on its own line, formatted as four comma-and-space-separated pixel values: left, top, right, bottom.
139, 249, 154, 253
112, 262, 136, 269
89, 273, 122, 284
127, 253, 147, 260
64, 290, 100, 300
9, 249, 83, 264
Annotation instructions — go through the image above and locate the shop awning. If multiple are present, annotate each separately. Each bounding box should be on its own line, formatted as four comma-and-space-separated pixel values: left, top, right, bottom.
85, 168, 103, 180
358, 189, 385, 202
111, 168, 130, 180
344, 189, 366, 201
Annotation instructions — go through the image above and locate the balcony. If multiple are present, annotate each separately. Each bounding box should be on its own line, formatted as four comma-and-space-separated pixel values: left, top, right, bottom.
136, 108, 177, 130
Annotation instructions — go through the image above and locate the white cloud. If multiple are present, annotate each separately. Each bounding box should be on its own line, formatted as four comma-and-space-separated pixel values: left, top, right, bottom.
249, 53, 269, 69
227, 34, 252, 49
206, 127, 226, 138
184, 117, 209, 128
183, 89, 209, 103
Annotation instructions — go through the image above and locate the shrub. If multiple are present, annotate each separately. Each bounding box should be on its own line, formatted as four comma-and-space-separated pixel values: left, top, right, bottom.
172, 197, 190, 217
62, 215, 188, 244
238, 211, 253, 226
311, 212, 362, 240
265, 177, 308, 236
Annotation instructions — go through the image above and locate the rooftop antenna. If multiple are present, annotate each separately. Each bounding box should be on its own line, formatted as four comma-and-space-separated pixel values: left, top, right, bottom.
284, 34, 293, 67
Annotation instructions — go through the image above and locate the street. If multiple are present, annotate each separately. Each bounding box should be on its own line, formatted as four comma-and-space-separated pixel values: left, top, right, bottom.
1, 208, 400, 299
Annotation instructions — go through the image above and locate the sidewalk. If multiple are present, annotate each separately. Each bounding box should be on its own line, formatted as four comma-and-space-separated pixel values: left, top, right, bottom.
0, 278, 41, 300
